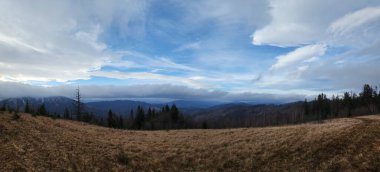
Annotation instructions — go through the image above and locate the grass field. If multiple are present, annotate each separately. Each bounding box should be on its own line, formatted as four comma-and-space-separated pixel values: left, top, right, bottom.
1, 112, 380, 171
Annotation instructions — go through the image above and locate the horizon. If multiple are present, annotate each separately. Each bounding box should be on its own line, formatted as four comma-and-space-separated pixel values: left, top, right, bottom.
0, 95, 286, 105
1, 1, 380, 102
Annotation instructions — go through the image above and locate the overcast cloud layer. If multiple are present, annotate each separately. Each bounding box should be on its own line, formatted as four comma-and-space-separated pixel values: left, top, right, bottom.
0, 81, 304, 103
1, 0, 380, 101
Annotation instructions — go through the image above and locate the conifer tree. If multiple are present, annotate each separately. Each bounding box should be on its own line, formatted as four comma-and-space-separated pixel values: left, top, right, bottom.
361, 84, 375, 113
107, 109, 115, 128
24, 100, 31, 113
38, 104, 47, 116
134, 106, 145, 129
303, 99, 309, 116
170, 104, 179, 122
152, 109, 156, 118
343, 92, 353, 116
202, 121, 208, 129
130, 109, 134, 119
165, 104, 170, 112
64, 107, 70, 119
119, 115, 124, 129
147, 108, 152, 121
1, 103, 6, 111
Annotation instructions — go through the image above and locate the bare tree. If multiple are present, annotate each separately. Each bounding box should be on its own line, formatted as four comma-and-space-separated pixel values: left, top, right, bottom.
75, 86, 82, 121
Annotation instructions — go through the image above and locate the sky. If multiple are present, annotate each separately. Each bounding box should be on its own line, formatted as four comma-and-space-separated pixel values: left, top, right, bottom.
1, 0, 380, 102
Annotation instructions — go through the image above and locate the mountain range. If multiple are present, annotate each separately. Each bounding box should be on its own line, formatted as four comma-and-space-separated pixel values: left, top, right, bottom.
0, 96, 301, 126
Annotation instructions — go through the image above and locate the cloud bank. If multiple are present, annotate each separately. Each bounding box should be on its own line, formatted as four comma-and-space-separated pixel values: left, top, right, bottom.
0, 81, 303, 103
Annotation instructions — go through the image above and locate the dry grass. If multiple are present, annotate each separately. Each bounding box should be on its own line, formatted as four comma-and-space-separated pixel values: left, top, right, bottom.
1, 112, 380, 171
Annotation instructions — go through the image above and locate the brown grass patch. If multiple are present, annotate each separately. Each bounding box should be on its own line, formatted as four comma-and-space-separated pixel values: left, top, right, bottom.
1, 113, 380, 171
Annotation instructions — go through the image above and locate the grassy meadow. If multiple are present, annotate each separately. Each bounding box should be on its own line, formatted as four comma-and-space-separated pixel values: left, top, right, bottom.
1, 112, 380, 171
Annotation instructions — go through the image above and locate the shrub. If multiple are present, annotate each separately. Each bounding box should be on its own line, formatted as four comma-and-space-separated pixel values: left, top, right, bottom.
117, 150, 129, 165
0, 105, 5, 111
12, 112, 20, 120
202, 121, 208, 129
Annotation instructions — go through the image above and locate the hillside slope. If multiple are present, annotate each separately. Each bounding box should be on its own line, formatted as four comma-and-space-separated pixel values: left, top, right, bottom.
1, 112, 380, 171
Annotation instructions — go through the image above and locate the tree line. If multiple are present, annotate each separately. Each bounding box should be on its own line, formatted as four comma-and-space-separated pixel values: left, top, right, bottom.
1, 100, 49, 117
2, 84, 380, 129
303, 84, 380, 121
180, 84, 380, 129
104, 104, 193, 130
0, 97, 193, 130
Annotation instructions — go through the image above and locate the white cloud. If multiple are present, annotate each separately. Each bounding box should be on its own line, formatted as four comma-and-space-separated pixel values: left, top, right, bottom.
253, 1, 380, 93
252, 0, 380, 47
174, 41, 201, 52
300, 57, 380, 91
182, 0, 269, 27
104, 50, 199, 72
270, 44, 326, 70
329, 7, 380, 36
328, 6, 380, 47
0, 0, 148, 82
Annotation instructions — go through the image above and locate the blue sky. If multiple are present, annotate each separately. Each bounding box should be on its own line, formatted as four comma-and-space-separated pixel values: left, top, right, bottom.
1, 0, 380, 102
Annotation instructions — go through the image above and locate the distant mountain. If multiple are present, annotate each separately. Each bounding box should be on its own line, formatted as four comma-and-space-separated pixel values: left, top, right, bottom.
0, 96, 75, 115
164, 100, 224, 109
86, 100, 158, 117
207, 102, 252, 109
0, 97, 161, 118
1, 96, 303, 127
192, 102, 304, 128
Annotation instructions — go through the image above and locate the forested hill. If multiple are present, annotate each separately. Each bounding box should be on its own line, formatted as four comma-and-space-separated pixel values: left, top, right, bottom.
1, 84, 380, 130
